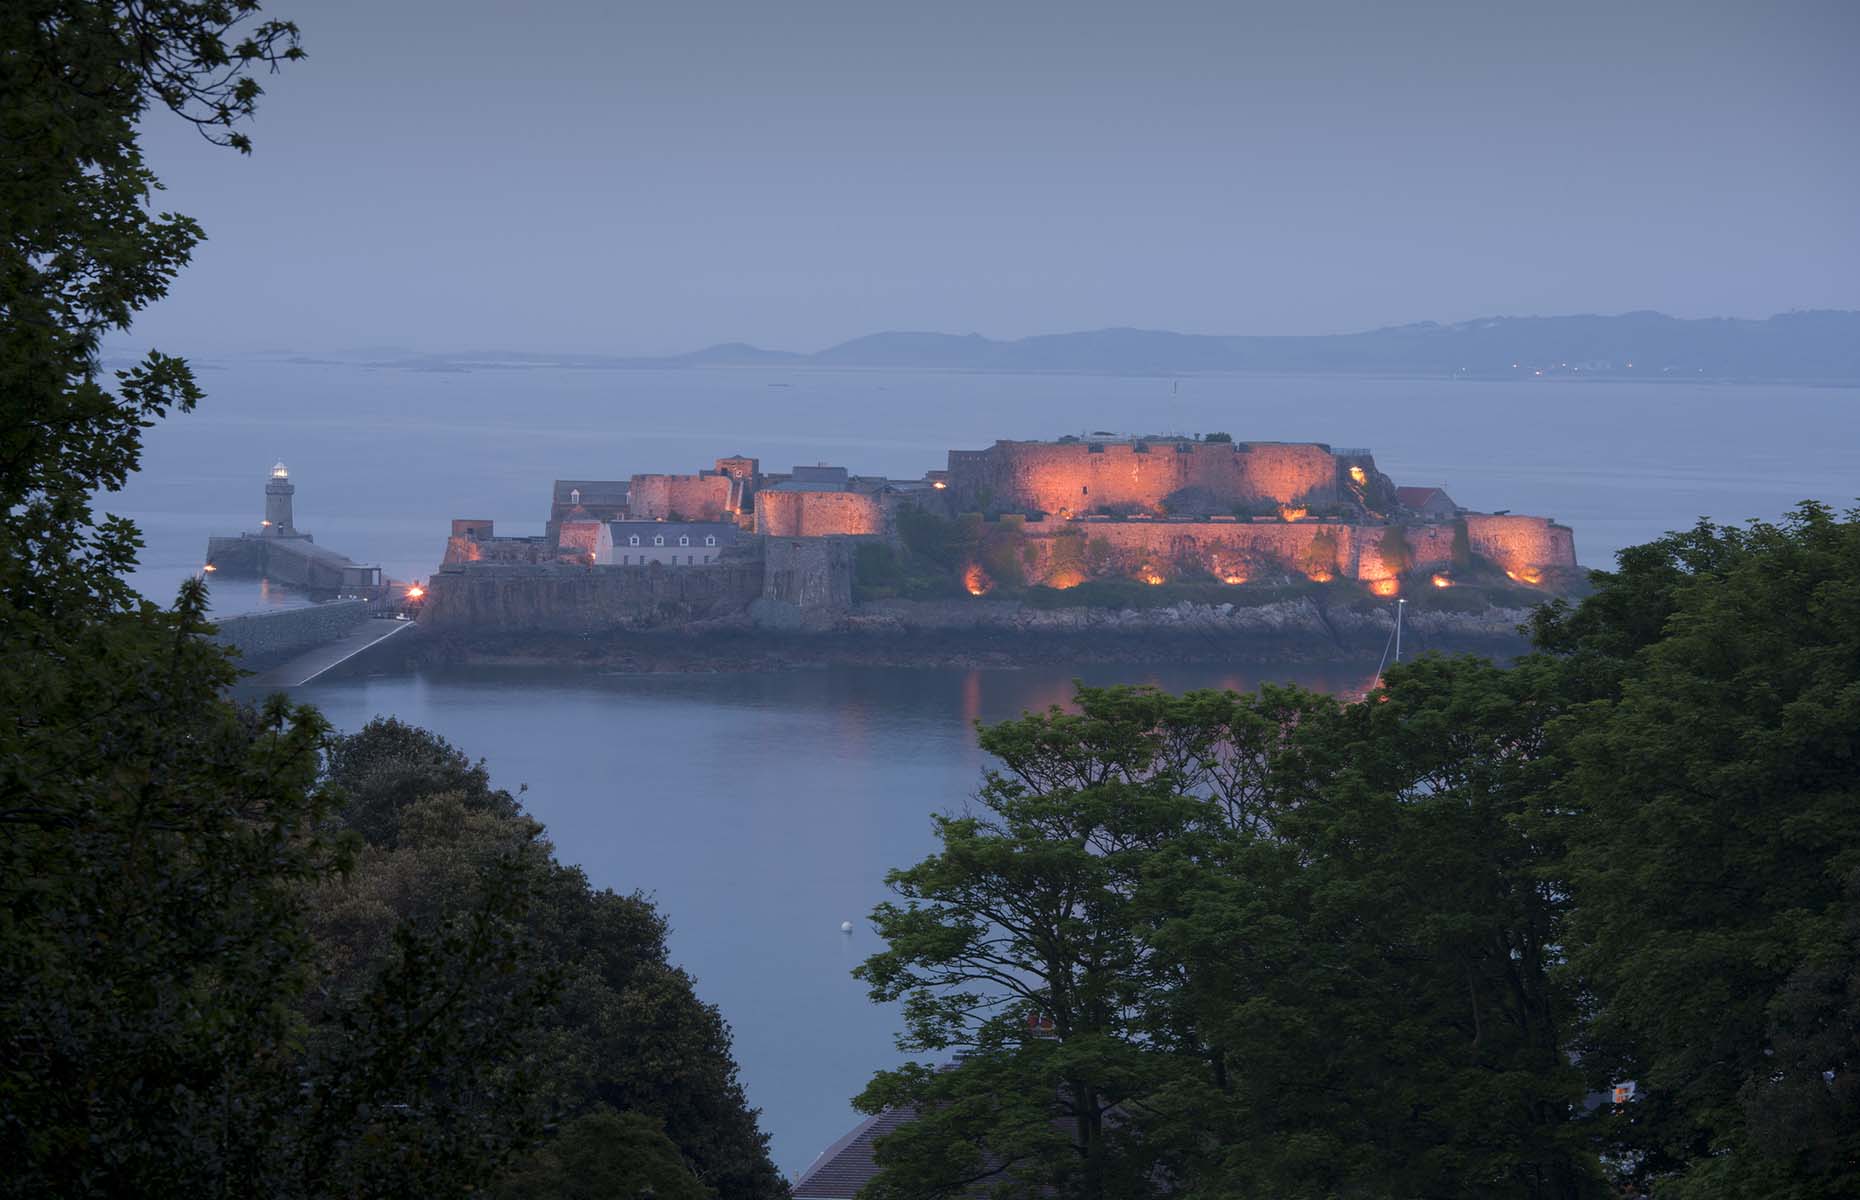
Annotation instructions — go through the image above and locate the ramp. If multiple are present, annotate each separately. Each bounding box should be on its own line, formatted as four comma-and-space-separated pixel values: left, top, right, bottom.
247, 618, 415, 688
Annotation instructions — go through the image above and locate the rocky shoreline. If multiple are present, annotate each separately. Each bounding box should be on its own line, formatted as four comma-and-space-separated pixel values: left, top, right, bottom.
383, 597, 1541, 675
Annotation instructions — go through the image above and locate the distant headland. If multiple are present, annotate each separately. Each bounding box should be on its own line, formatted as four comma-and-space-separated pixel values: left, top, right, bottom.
259, 310, 1860, 383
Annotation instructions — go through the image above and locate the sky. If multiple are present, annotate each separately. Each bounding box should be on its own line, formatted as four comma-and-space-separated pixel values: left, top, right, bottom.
129, 0, 1860, 356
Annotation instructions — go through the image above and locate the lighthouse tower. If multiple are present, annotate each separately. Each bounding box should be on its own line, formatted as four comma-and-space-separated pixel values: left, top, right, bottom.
264, 461, 296, 536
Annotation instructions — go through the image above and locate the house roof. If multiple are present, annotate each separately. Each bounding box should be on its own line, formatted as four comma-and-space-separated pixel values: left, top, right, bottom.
552, 479, 631, 506
606, 520, 740, 541
766, 479, 847, 493
791, 1108, 917, 1199
1395, 486, 1453, 509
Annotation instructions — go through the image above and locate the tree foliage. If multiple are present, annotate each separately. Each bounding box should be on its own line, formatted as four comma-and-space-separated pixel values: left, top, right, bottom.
858, 503, 1860, 1199
2, 6, 785, 1196
321, 720, 788, 1200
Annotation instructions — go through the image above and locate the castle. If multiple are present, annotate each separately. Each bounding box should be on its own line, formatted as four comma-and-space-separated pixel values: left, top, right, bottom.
426, 434, 1577, 631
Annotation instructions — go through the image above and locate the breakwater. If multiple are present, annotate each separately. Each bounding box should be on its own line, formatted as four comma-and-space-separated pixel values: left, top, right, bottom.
208, 599, 371, 669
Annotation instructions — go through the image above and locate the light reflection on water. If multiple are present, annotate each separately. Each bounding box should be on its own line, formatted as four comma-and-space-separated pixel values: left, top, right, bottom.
279, 660, 1348, 1178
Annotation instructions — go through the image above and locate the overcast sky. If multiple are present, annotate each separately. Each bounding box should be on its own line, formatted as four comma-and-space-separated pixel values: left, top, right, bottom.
129, 0, 1860, 355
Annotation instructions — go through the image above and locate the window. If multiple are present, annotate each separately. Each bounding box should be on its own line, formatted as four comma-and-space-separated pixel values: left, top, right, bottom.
653, 535, 665, 546
569, 488, 581, 505
678, 535, 690, 546
1082, 486, 1089, 496
628, 535, 640, 546
705, 535, 717, 546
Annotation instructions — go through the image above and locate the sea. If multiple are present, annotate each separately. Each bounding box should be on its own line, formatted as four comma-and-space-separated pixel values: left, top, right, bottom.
110, 358, 1860, 1177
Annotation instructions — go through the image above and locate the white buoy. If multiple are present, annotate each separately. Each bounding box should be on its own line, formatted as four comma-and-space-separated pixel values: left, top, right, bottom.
840, 921, 854, 934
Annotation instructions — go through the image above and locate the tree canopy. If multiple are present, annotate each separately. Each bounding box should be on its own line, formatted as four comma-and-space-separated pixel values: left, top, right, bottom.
2, 6, 785, 1196
858, 503, 1860, 1199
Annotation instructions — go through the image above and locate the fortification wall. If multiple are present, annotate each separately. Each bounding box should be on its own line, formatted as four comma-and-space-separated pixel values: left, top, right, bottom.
556, 519, 603, 561
755, 490, 887, 537
1020, 520, 1357, 584
1354, 522, 1460, 581
422, 560, 763, 634
947, 441, 1348, 516
1239, 443, 1343, 507
1008, 518, 1467, 586
628, 474, 735, 521
208, 599, 370, 668
1464, 515, 1577, 574
752, 537, 855, 629
444, 534, 550, 566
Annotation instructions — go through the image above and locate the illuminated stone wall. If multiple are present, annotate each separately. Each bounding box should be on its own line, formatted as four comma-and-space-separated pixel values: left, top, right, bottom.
627, 473, 737, 521
1008, 518, 1489, 586
443, 533, 551, 566
945, 439, 1351, 516
1464, 514, 1578, 575
556, 518, 605, 562
998, 514, 1573, 589
755, 489, 888, 537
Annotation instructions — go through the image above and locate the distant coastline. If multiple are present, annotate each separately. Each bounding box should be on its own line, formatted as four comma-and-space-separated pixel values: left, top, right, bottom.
171, 309, 1860, 385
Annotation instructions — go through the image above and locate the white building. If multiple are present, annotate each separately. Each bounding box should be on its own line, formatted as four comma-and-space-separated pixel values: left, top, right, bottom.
594, 520, 741, 566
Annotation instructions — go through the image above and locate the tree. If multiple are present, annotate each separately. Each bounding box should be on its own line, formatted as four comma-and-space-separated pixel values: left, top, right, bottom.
494, 1110, 708, 1200
1553, 504, 1860, 1197
1158, 655, 1602, 1198
320, 721, 788, 1200
2, 0, 302, 617
854, 685, 1333, 1199
0, 6, 333, 1193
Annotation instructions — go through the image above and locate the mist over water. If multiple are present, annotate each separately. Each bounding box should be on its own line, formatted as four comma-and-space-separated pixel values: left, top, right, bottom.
123, 360, 1860, 1176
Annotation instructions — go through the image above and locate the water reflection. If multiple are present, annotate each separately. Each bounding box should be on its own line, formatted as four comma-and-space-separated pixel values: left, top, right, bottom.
285, 659, 1360, 1177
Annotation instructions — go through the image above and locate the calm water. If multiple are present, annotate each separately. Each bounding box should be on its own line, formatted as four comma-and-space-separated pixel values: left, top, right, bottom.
276, 661, 1357, 1178
118, 360, 1858, 1175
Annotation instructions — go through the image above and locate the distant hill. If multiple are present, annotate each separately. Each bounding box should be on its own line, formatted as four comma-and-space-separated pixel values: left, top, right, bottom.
789, 311, 1860, 381
231, 310, 1860, 381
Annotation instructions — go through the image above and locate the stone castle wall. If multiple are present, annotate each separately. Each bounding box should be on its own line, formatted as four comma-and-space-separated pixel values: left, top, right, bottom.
556, 519, 604, 560
1002, 516, 1549, 587
1014, 520, 1373, 585
444, 533, 551, 566
946, 440, 1348, 516
628, 474, 736, 522
755, 490, 888, 537
422, 560, 763, 634
752, 537, 856, 629
1463, 515, 1577, 575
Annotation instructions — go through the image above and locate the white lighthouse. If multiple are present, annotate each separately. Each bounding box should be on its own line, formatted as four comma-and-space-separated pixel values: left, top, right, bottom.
264, 461, 296, 535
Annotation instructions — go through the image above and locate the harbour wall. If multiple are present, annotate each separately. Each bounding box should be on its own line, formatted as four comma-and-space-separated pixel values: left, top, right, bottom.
422, 559, 765, 634
208, 599, 371, 669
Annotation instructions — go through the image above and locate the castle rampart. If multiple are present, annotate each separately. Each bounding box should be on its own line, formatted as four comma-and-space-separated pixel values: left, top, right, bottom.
627, 473, 739, 522
755, 489, 888, 537
946, 438, 1364, 516
997, 517, 1504, 589
1463, 514, 1576, 578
